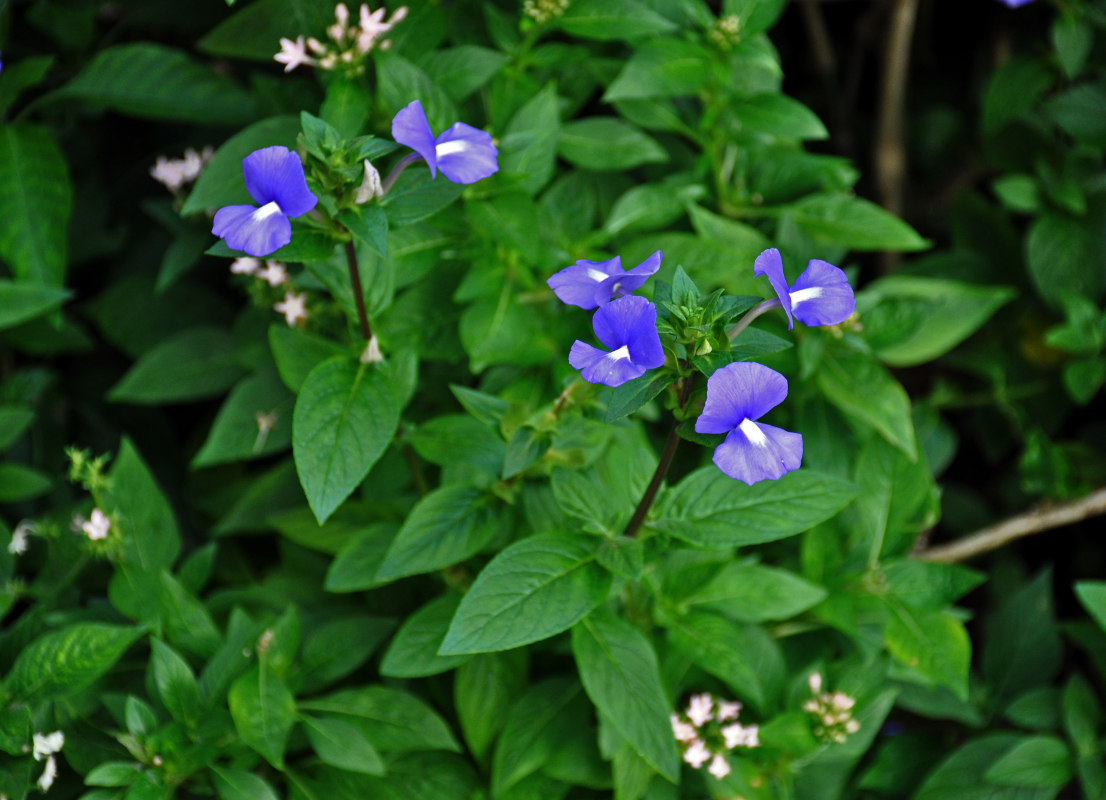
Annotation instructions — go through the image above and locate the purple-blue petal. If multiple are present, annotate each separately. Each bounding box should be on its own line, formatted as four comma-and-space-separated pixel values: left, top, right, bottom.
548, 258, 621, 309
753, 248, 794, 329
569, 340, 646, 387
697, 362, 788, 432
712, 421, 803, 485
435, 122, 499, 184
241, 146, 318, 217
792, 283, 856, 327
213, 203, 292, 257
392, 100, 439, 178
599, 249, 663, 304
592, 295, 658, 352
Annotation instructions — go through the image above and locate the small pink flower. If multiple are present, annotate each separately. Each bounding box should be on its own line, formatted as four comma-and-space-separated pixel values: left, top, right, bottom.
686, 693, 714, 727
670, 714, 697, 743
682, 739, 711, 769
716, 700, 742, 721
274, 291, 308, 326
707, 753, 732, 780
274, 35, 317, 72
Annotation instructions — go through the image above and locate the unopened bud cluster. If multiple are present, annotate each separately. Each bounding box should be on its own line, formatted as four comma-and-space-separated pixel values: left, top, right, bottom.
709, 15, 742, 49
803, 673, 861, 744
523, 0, 569, 24
275, 3, 408, 75
671, 693, 759, 781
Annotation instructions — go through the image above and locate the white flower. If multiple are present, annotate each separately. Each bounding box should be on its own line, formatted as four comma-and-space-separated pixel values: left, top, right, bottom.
686, 693, 714, 727
81, 509, 110, 541
721, 722, 759, 750
36, 755, 58, 792
716, 700, 742, 721
274, 291, 308, 326
274, 35, 317, 72
230, 256, 261, 275
808, 672, 823, 694
831, 692, 855, 710
360, 334, 384, 363
707, 753, 732, 780
8, 520, 34, 555
670, 713, 697, 743
257, 260, 289, 287
355, 159, 383, 203
682, 738, 712, 769
149, 156, 188, 192
32, 731, 64, 761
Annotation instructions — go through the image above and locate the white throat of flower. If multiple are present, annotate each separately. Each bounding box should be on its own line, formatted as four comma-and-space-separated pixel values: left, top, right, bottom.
253, 201, 283, 221
606, 345, 631, 362
586, 268, 608, 282
435, 140, 470, 158
789, 286, 824, 307
739, 418, 767, 447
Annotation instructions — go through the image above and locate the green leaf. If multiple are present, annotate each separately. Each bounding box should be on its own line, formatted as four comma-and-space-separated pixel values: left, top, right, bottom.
914, 734, 1041, 800
681, 563, 828, 622
268, 324, 346, 393
1075, 581, 1106, 633
339, 206, 389, 259
380, 168, 464, 227
492, 677, 583, 796
324, 523, 397, 592
103, 438, 181, 573
108, 326, 246, 404
558, 118, 668, 171
420, 46, 507, 101
604, 39, 710, 101
650, 467, 857, 547
985, 736, 1073, 789
0, 282, 71, 331
882, 560, 985, 610
1045, 83, 1106, 147
301, 615, 395, 691
299, 685, 461, 753
149, 639, 202, 727
736, 94, 827, 140
0, 124, 72, 285
723, 0, 789, 36
293, 357, 399, 524
381, 594, 472, 678
981, 56, 1053, 135
440, 533, 612, 655
1061, 675, 1100, 757
665, 610, 783, 712
0, 463, 51, 502
407, 415, 506, 474
1052, 15, 1093, 79
321, 78, 370, 138
556, 0, 678, 40
53, 43, 255, 124
228, 664, 296, 768
181, 115, 300, 215
0, 55, 54, 117
211, 766, 280, 800
455, 651, 528, 762
193, 369, 295, 467
884, 603, 971, 701
302, 714, 386, 775
984, 571, 1062, 707
572, 610, 680, 782
859, 276, 1015, 366
787, 194, 929, 252
0, 406, 34, 451
206, 228, 336, 262
375, 486, 502, 580
4, 623, 143, 701
199, 0, 335, 61
86, 762, 141, 787
1026, 213, 1106, 307
499, 83, 561, 195
816, 345, 918, 460
605, 371, 674, 422
460, 290, 554, 373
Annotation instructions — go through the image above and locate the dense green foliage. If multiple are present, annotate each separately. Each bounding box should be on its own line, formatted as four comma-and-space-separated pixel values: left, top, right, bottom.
1, 0, 1105, 798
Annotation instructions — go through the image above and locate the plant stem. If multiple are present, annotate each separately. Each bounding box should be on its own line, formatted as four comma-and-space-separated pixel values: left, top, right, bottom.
623, 377, 695, 539
727, 298, 782, 341
380, 152, 421, 195
344, 240, 372, 342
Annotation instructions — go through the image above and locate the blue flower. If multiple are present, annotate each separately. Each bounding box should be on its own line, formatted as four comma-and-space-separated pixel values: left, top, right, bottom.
548, 250, 663, 309
753, 248, 855, 329
212, 146, 318, 257
996, 0, 1034, 6
392, 100, 498, 184
569, 295, 666, 387
695, 362, 802, 485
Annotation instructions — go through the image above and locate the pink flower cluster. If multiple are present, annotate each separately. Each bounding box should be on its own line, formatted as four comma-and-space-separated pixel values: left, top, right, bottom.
670, 692, 759, 781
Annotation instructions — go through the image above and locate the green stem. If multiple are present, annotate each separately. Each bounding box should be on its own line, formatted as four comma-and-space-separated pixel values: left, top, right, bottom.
727, 298, 782, 340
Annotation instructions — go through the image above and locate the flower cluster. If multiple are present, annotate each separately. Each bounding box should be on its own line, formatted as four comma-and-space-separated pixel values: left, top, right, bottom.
72, 509, 111, 541
275, 3, 408, 74
523, 0, 570, 24
32, 730, 65, 792
149, 146, 213, 193
548, 251, 665, 388
803, 673, 861, 744
671, 693, 759, 780
709, 14, 743, 49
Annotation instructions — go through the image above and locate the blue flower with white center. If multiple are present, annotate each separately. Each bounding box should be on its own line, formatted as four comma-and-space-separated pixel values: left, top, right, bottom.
212, 146, 318, 257
753, 248, 855, 329
547, 250, 663, 309
695, 362, 802, 485
569, 295, 666, 388
391, 100, 499, 184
